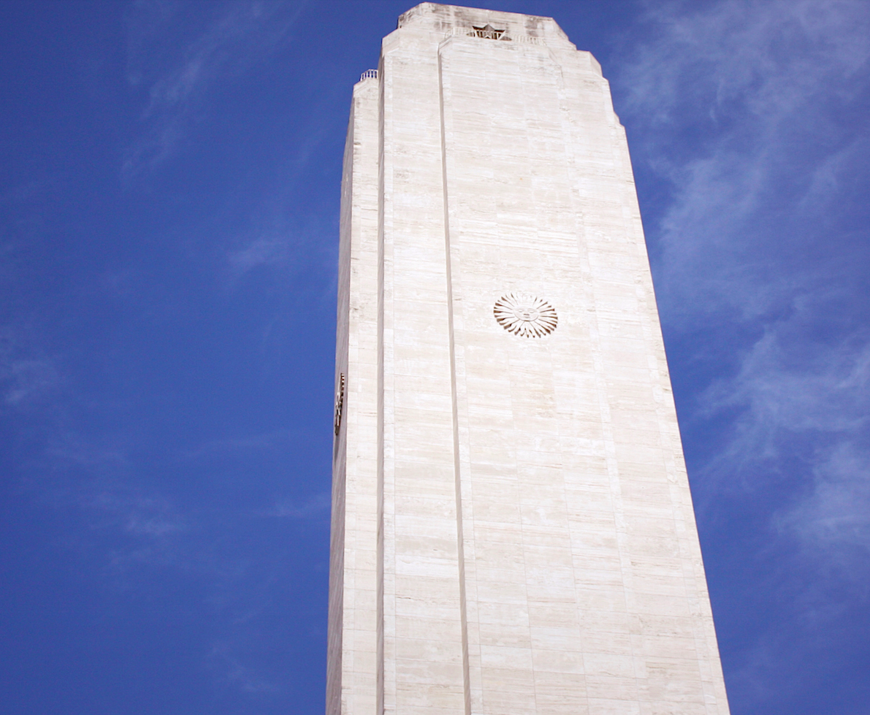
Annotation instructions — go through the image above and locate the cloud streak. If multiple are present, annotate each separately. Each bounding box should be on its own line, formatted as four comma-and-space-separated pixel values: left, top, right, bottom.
264, 491, 330, 520
619, 0, 870, 321
227, 235, 297, 277
615, 2, 870, 707
123, 0, 305, 180
0, 326, 60, 409
617, 0, 870, 548
45, 432, 187, 550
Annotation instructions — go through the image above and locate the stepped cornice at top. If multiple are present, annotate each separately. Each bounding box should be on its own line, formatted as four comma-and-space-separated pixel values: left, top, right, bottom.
396, 2, 576, 49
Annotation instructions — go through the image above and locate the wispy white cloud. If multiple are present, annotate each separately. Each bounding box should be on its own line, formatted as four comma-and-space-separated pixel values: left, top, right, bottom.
0, 326, 60, 408
51, 435, 183, 520
264, 491, 330, 519
617, 7, 870, 704
227, 235, 296, 276
0, 355, 58, 407
85, 488, 186, 538
208, 641, 281, 694
616, 0, 870, 559
778, 442, 870, 559
619, 0, 870, 322
182, 428, 295, 458
122, 0, 305, 180
698, 322, 870, 500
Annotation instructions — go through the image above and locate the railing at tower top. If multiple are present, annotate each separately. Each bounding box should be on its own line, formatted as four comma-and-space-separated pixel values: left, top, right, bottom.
358, 29, 548, 84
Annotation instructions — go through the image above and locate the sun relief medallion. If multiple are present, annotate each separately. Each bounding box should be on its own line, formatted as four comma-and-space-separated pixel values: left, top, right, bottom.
493, 292, 558, 338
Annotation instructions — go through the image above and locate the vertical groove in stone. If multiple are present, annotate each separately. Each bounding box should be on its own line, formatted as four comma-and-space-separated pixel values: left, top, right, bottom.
378, 26, 467, 712
376, 51, 387, 715
437, 45, 472, 715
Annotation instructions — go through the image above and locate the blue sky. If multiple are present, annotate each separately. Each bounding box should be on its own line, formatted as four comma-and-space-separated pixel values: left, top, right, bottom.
1, 1, 868, 713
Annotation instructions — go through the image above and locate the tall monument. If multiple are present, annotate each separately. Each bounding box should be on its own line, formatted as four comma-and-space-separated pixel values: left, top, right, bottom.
329, 4, 730, 714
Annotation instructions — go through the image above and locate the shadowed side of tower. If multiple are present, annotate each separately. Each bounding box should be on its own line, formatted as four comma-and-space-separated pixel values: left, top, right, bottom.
330, 4, 731, 715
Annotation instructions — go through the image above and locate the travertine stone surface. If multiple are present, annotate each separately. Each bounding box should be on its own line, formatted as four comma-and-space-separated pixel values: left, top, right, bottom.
329, 4, 730, 714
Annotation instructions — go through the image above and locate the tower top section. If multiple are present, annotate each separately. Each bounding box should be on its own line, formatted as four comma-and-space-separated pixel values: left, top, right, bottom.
396, 2, 575, 49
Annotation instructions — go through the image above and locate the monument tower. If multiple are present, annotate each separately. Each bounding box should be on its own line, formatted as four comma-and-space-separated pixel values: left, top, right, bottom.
329, 4, 730, 714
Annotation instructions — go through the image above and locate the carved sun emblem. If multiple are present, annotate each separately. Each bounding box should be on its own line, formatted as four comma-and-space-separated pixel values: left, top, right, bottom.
493, 292, 558, 338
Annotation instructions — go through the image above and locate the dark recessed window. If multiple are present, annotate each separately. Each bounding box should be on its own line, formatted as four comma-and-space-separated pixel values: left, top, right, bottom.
472, 24, 506, 40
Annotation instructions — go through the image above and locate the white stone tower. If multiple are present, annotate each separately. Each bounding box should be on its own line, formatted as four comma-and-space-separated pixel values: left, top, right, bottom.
328, 4, 730, 714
